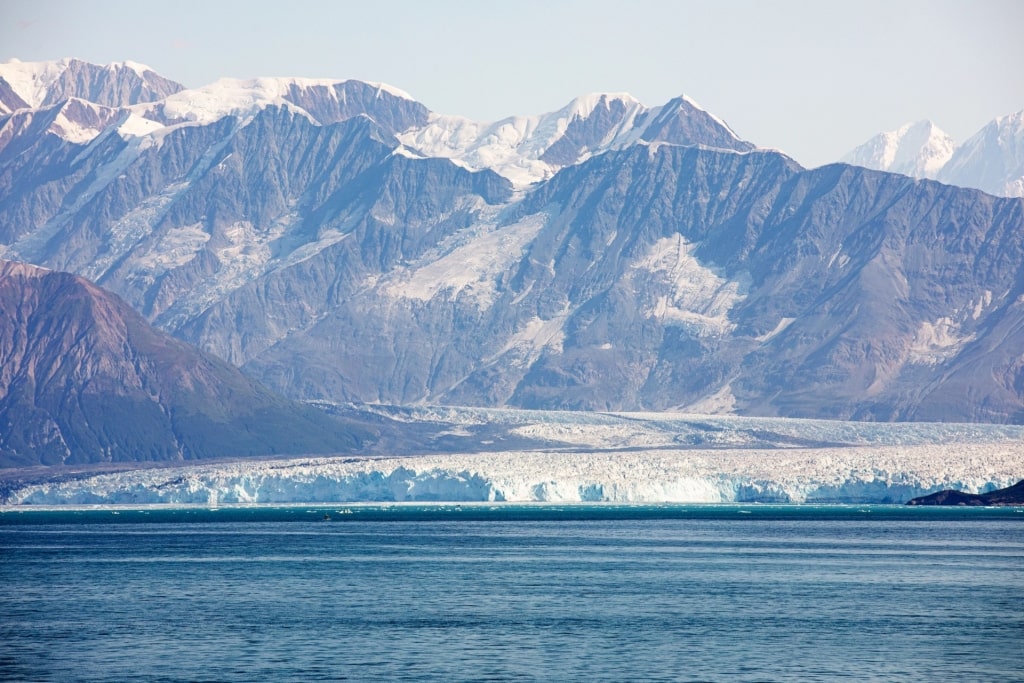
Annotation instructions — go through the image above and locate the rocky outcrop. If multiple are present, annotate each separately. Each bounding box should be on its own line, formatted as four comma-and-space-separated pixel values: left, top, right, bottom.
906, 480, 1024, 506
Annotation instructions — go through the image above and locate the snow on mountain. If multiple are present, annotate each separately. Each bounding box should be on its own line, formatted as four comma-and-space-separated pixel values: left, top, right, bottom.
142, 77, 314, 125
0, 57, 71, 109
398, 92, 754, 187
841, 120, 954, 178
939, 110, 1024, 198
630, 235, 748, 337
398, 93, 648, 186
0, 57, 183, 113
140, 76, 410, 126
5, 58, 1024, 425
383, 206, 548, 309
843, 112, 1024, 197
0, 98, 126, 154
5, 408, 1023, 504
0, 58, 753, 186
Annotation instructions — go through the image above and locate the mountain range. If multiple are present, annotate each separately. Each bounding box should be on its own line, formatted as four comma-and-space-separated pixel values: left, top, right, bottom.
2, 57, 1024, 469
842, 113, 1024, 198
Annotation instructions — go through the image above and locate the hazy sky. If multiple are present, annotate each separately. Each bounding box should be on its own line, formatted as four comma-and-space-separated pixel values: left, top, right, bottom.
3, 0, 1022, 167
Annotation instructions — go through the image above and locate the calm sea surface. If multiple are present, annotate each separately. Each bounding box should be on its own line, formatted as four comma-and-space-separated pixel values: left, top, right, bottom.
1, 505, 1022, 682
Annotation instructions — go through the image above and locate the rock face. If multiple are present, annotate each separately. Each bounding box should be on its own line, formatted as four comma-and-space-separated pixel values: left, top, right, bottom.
2, 59, 1024, 423
0, 261, 373, 468
906, 480, 1024, 506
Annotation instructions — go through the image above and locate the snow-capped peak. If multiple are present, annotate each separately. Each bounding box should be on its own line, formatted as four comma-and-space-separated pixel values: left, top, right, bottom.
109, 60, 158, 78
842, 120, 955, 179
143, 76, 417, 126
396, 92, 651, 187
0, 57, 185, 114
559, 92, 643, 119
146, 77, 312, 124
938, 109, 1024, 198
676, 94, 744, 141
395, 91, 760, 188
0, 57, 72, 108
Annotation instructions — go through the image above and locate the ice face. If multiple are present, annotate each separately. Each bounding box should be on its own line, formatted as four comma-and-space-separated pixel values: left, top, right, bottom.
6, 446, 1018, 506
5, 408, 1022, 505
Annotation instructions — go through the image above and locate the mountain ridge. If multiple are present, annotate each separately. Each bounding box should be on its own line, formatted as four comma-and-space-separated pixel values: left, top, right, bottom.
3, 58, 1024, 426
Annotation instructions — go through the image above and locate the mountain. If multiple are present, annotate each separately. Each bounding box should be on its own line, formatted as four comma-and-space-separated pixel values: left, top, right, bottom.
399, 92, 753, 186
3, 59, 1024, 425
842, 111, 1024, 198
0, 58, 184, 114
840, 120, 954, 179
938, 110, 1024, 198
0, 260, 373, 468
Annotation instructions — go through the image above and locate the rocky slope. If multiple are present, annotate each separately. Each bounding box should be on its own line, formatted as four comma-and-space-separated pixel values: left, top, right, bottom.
0, 260, 373, 468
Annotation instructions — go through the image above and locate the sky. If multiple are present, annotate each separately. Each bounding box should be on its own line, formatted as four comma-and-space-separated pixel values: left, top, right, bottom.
2, 0, 1022, 168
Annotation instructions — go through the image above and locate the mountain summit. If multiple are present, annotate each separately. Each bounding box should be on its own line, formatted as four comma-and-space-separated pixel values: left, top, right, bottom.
842, 111, 1024, 197
0, 57, 184, 114
841, 120, 954, 179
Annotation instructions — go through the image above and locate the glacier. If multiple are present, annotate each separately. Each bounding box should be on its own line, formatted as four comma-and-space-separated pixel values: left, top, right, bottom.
4, 408, 1022, 506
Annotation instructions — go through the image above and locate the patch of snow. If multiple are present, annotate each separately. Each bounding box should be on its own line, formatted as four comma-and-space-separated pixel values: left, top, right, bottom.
631, 235, 748, 336
83, 181, 191, 281
51, 107, 102, 144
757, 317, 795, 343
271, 227, 351, 272
117, 112, 165, 137
128, 223, 210, 276
906, 317, 975, 365
110, 60, 157, 78
496, 309, 570, 361
972, 290, 992, 320
683, 383, 737, 415
826, 248, 850, 269
213, 221, 276, 286
385, 210, 546, 308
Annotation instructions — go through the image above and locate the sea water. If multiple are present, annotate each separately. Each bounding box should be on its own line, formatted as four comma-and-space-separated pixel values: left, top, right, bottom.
1, 505, 1022, 682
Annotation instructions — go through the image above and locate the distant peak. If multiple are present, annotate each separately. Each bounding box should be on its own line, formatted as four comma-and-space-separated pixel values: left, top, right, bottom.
560, 92, 643, 119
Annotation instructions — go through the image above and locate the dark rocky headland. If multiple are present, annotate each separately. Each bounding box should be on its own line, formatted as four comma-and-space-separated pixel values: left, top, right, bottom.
906, 480, 1024, 506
